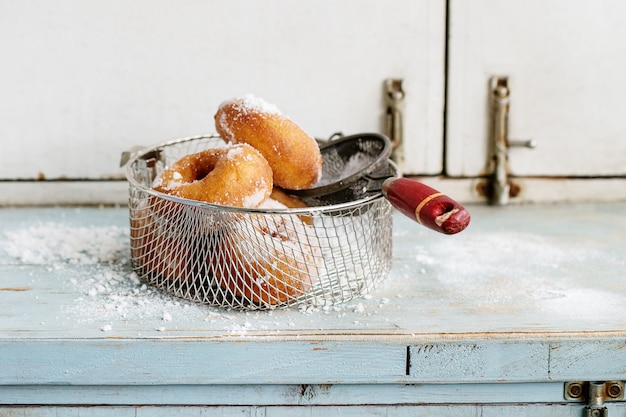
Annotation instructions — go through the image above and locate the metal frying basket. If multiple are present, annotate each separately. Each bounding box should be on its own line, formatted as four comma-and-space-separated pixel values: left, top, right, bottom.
125, 134, 396, 310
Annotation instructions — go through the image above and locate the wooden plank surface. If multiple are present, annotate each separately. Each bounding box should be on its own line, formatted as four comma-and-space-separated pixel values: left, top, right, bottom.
2, 203, 625, 337
0, 202, 625, 387
0, 404, 618, 417
0, 382, 567, 406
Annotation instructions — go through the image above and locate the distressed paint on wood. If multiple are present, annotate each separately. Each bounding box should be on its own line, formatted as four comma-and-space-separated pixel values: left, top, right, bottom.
0, 404, 620, 417
1, 203, 625, 338
0, 203, 625, 405
0, 339, 407, 385
446, 0, 626, 177
0, 383, 571, 406
408, 341, 549, 382
548, 339, 626, 380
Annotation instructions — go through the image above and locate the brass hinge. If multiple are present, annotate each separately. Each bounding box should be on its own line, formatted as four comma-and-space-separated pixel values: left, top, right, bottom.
384, 78, 405, 171
480, 76, 536, 205
565, 381, 624, 417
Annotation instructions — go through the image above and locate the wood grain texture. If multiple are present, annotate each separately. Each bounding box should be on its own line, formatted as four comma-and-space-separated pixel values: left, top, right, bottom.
447, 0, 626, 177
1, 404, 623, 416
0, 382, 568, 405
0, 203, 625, 405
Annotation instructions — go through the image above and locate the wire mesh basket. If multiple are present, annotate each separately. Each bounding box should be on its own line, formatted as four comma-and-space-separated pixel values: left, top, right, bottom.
125, 134, 395, 310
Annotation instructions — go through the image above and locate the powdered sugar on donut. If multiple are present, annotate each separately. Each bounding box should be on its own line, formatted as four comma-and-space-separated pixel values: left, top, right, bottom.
152, 170, 183, 191
242, 186, 270, 208
250, 203, 323, 277
225, 144, 244, 159
216, 95, 282, 141
152, 143, 273, 208
220, 94, 282, 116
213, 200, 324, 306
223, 145, 272, 208
214, 95, 322, 190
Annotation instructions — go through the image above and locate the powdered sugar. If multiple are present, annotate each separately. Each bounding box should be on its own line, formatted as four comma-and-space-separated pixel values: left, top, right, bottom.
220, 199, 324, 307
4, 223, 128, 265
316, 151, 372, 187
403, 227, 626, 317
220, 94, 282, 116
1, 216, 378, 333
215, 95, 282, 142
2, 221, 212, 328
242, 185, 270, 208
215, 111, 234, 141
225, 144, 244, 159
152, 170, 184, 191
5, 204, 623, 336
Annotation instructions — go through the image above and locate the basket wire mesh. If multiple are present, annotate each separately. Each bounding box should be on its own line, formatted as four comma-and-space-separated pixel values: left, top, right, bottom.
125, 135, 394, 310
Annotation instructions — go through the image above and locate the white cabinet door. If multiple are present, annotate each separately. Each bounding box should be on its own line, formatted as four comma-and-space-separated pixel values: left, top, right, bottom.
446, 0, 626, 178
0, 0, 445, 182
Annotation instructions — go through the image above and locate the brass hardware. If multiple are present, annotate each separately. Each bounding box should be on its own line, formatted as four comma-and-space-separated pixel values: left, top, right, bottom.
588, 382, 609, 417
565, 381, 586, 400
487, 76, 536, 205
564, 381, 624, 417
384, 78, 405, 170
565, 381, 624, 401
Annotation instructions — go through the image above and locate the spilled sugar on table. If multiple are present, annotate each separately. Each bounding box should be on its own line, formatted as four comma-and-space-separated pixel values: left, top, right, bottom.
0, 202, 625, 416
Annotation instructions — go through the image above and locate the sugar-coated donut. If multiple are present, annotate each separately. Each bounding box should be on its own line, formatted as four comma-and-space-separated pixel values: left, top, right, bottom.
269, 187, 313, 226
214, 95, 322, 190
130, 198, 198, 283
269, 187, 308, 210
153, 143, 273, 208
212, 199, 322, 307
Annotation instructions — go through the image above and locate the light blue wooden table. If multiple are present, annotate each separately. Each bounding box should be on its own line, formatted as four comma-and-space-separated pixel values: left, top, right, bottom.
1, 202, 625, 416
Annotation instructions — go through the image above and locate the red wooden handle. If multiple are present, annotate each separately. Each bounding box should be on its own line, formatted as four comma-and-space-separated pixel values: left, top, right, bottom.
381, 178, 470, 234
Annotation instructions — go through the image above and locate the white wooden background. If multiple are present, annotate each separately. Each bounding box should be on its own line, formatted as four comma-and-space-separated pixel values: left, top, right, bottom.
446, 0, 626, 178
0, 0, 444, 179
1, 0, 625, 205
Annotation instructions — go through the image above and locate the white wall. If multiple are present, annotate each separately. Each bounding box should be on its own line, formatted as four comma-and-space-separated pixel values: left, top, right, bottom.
446, 0, 626, 178
1, 1, 624, 205
0, 0, 444, 182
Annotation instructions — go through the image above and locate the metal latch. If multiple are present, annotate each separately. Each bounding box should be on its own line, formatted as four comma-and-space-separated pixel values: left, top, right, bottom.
565, 381, 624, 417
384, 78, 405, 171
485, 76, 536, 205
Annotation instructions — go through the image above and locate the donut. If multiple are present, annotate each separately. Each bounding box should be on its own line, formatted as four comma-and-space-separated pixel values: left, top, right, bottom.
212, 199, 322, 307
269, 187, 313, 226
130, 198, 198, 285
214, 95, 322, 190
269, 187, 308, 210
152, 143, 273, 208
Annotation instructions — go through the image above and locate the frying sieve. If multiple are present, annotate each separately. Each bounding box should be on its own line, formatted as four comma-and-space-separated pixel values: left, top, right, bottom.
124, 134, 394, 310
287, 133, 471, 235
298, 133, 393, 204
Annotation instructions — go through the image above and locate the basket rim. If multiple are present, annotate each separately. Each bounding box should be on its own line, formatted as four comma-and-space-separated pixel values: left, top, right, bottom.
124, 133, 388, 214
